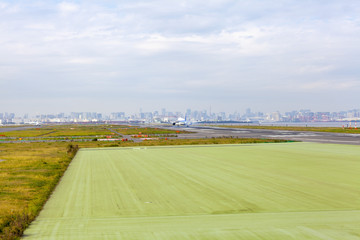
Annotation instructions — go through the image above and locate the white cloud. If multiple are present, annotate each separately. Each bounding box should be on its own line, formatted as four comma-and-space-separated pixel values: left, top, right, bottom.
296, 65, 336, 75
58, 2, 79, 13
68, 58, 100, 64
0, 2, 8, 9
25, 23, 55, 31
300, 80, 360, 90
1, 0, 360, 113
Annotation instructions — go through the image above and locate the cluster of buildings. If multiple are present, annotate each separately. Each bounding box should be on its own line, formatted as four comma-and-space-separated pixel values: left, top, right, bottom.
1, 108, 359, 125
242, 109, 360, 123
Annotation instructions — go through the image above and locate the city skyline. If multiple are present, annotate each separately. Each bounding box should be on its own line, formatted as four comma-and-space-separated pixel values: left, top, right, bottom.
2, 106, 360, 116
1, 104, 360, 117
1, 107, 360, 125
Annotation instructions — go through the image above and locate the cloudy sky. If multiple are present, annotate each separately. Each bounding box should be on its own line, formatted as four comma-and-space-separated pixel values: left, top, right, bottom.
1, 0, 359, 115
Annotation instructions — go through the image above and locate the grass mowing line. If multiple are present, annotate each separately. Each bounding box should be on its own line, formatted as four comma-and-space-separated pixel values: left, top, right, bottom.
25, 209, 360, 221
53, 211, 358, 240
23, 208, 360, 221
22, 142, 360, 239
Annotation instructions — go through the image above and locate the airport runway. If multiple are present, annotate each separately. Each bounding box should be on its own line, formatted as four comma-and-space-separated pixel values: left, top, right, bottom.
170, 126, 360, 145
0, 126, 34, 132
2, 125, 360, 145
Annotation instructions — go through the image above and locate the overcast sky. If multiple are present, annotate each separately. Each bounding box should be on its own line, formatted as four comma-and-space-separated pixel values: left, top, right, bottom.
1, 0, 359, 115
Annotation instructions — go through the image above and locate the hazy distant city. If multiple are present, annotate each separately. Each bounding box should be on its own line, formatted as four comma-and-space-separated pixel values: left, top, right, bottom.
1, 108, 360, 125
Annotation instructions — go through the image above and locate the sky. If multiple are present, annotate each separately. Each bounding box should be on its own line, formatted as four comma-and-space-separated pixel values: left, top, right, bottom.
0, 0, 360, 115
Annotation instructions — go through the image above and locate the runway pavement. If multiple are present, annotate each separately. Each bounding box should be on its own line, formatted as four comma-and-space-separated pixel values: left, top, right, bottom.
2, 125, 360, 145
171, 126, 360, 145
0, 126, 34, 132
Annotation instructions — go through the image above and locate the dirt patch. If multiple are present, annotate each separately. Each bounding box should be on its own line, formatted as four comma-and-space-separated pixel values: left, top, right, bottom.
0, 159, 5, 162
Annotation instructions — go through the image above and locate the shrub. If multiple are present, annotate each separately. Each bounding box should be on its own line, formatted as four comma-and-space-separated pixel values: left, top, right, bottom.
66, 144, 79, 157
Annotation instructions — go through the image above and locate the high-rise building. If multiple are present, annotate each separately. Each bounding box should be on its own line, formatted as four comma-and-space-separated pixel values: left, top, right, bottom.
111, 112, 125, 120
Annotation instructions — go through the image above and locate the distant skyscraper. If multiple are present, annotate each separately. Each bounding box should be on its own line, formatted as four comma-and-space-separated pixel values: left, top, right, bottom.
186, 108, 191, 117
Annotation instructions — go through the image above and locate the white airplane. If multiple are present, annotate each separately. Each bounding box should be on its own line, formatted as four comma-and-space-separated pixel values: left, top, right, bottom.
25, 121, 41, 126
172, 116, 192, 127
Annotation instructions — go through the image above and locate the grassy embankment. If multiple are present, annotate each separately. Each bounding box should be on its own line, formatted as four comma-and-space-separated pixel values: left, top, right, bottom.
0, 125, 289, 240
214, 125, 360, 134
0, 125, 116, 143
0, 125, 189, 142
113, 126, 190, 137
0, 125, 113, 138
0, 142, 76, 239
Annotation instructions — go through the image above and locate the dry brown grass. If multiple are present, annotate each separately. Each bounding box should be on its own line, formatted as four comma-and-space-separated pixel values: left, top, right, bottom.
0, 142, 73, 239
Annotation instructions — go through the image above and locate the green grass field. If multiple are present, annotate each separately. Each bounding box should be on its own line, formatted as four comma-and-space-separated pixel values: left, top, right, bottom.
22, 143, 360, 239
